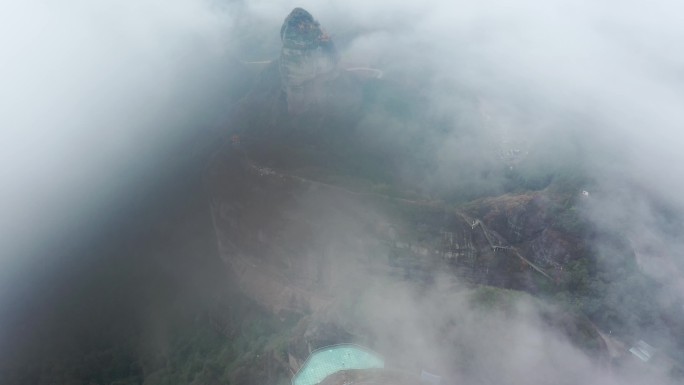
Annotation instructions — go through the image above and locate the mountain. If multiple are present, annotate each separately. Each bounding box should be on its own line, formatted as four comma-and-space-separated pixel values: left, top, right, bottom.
3, 6, 683, 385
279, 7, 339, 114
206, 8, 684, 383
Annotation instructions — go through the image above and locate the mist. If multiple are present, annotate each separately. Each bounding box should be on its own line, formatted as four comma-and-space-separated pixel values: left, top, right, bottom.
0, 0, 233, 288
2, 0, 684, 384
223, 1, 684, 383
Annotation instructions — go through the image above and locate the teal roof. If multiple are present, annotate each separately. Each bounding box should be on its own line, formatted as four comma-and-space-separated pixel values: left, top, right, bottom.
292, 344, 384, 385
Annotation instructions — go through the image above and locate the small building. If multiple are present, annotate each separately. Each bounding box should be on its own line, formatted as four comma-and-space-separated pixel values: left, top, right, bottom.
629, 340, 656, 362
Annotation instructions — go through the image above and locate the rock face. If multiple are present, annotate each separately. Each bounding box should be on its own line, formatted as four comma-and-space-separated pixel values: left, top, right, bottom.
205, 147, 605, 382
279, 8, 339, 114
227, 8, 364, 137
206, 150, 572, 316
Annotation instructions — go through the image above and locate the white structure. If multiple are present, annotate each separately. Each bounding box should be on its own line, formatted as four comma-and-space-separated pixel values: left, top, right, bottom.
629, 340, 656, 362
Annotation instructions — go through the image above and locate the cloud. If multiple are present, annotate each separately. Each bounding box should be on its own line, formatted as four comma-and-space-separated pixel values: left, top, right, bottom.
244, 1, 684, 381
0, 0, 232, 268
348, 276, 674, 385
2, 0, 684, 383
300, 0, 684, 292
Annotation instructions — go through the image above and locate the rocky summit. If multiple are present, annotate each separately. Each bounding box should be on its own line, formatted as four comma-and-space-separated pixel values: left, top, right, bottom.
279, 8, 339, 114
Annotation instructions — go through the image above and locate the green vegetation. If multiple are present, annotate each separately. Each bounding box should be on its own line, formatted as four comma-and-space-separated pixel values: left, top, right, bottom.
142, 296, 300, 385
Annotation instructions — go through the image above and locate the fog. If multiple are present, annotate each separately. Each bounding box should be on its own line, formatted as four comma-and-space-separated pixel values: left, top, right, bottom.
241, 0, 684, 295
2, 0, 684, 384
352, 276, 674, 385
1, 0, 232, 276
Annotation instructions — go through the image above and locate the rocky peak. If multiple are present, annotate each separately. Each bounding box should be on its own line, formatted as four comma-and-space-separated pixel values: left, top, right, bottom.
279, 8, 339, 114
280, 8, 328, 50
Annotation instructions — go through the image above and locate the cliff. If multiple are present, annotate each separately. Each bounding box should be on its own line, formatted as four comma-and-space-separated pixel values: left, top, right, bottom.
279, 8, 339, 114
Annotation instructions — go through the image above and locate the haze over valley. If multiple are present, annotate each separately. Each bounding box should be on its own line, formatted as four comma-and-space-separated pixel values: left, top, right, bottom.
2, 1, 684, 384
